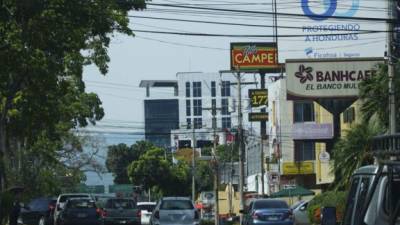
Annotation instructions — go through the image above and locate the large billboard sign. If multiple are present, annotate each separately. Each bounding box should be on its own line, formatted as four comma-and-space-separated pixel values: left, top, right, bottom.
248, 89, 268, 107
277, 0, 387, 60
286, 58, 383, 99
230, 42, 279, 72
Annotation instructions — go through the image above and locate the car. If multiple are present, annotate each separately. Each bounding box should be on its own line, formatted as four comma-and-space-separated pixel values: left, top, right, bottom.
291, 201, 311, 225
18, 197, 56, 225
58, 198, 101, 225
53, 193, 93, 225
150, 197, 199, 225
101, 197, 141, 225
137, 202, 156, 225
242, 199, 294, 225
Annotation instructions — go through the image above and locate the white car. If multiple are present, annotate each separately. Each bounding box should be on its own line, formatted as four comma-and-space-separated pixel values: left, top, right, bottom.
137, 202, 156, 225
53, 193, 93, 225
150, 197, 199, 225
292, 200, 311, 225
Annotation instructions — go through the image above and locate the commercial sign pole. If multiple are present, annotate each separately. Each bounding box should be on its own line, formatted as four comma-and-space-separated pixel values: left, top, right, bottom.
260, 73, 266, 196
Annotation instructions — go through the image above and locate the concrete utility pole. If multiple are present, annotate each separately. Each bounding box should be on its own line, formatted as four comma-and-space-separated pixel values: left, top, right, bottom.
236, 70, 245, 224
192, 119, 196, 202
260, 72, 266, 196
388, 0, 397, 135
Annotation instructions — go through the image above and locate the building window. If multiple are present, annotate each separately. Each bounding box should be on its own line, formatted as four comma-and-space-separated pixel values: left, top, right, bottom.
294, 141, 315, 161
343, 107, 355, 123
186, 100, 191, 116
294, 101, 314, 122
185, 82, 190, 97
211, 81, 216, 97
193, 82, 202, 97
222, 117, 231, 129
193, 99, 202, 116
186, 118, 191, 129
221, 99, 230, 115
212, 99, 217, 129
194, 118, 202, 129
221, 81, 230, 97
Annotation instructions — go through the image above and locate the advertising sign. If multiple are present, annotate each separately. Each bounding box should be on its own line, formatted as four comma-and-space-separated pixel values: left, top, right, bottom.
231, 42, 279, 72
248, 112, 269, 122
277, 0, 387, 60
249, 89, 268, 107
286, 58, 383, 100
292, 123, 333, 140
282, 161, 314, 175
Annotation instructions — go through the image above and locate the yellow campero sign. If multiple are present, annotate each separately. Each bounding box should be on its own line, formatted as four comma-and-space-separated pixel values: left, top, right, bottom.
282, 161, 314, 175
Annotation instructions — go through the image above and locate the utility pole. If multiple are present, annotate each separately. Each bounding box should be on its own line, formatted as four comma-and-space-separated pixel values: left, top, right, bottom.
260, 72, 266, 196
192, 119, 196, 202
236, 70, 245, 225
202, 105, 221, 225
388, 0, 397, 135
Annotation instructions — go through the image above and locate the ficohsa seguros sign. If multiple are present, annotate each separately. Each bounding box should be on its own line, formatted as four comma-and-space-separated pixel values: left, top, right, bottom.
286, 58, 384, 100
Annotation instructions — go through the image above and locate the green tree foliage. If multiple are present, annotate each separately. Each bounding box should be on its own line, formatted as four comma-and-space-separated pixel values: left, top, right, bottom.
359, 63, 400, 130
195, 161, 213, 192
307, 191, 347, 224
106, 141, 154, 184
127, 147, 191, 197
216, 144, 239, 163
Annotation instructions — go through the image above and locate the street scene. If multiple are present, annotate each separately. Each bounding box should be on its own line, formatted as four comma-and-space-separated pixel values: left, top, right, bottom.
0, 0, 400, 225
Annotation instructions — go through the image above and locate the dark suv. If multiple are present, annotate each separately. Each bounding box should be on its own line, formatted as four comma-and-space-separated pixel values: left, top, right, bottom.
19, 197, 56, 225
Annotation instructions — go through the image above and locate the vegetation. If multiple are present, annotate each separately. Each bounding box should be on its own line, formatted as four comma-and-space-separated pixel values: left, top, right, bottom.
307, 191, 347, 224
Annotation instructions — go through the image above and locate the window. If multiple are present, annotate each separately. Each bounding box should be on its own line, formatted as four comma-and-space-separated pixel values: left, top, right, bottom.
343, 107, 355, 123
294, 141, 315, 161
221, 81, 230, 97
193, 100, 202, 116
160, 200, 194, 210
294, 102, 314, 122
193, 82, 202, 97
221, 99, 230, 115
194, 118, 202, 129
186, 100, 191, 116
185, 82, 190, 97
212, 99, 217, 115
211, 81, 216, 97
222, 117, 231, 129
186, 118, 191, 129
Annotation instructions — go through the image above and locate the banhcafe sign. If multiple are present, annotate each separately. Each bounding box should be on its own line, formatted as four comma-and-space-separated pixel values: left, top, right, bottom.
286, 58, 384, 100
231, 42, 279, 72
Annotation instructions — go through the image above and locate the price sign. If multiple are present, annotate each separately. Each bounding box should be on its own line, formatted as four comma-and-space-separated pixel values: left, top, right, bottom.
249, 112, 269, 122
249, 89, 268, 107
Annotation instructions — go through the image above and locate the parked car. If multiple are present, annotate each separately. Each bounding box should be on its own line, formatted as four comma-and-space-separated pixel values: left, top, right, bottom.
101, 198, 140, 225
53, 193, 93, 225
137, 202, 156, 225
18, 197, 56, 225
242, 199, 294, 225
58, 198, 101, 225
291, 201, 311, 225
150, 197, 199, 225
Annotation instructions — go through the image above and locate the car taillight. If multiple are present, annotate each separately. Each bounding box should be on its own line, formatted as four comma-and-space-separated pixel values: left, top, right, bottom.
154, 210, 160, 219
194, 210, 199, 220
96, 208, 102, 216
137, 210, 142, 217
48, 204, 55, 211
101, 210, 108, 218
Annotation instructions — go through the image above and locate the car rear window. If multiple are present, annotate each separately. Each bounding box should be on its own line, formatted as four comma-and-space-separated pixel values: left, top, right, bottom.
67, 199, 95, 209
160, 200, 194, 210
60, 195, 90, 203
138, 204, 156, 212
106, 199, 135, 209
254, 200, 289, 209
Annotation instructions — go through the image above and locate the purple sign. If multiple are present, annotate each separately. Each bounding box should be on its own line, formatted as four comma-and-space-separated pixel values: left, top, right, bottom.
292, 123, 333, 140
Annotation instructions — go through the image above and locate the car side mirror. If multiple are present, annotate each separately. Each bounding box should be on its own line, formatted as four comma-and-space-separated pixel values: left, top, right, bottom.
300, 206, 306, 211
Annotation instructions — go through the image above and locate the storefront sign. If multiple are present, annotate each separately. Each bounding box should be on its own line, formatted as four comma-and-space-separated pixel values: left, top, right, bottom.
231, 42, 279, 72
249, 112, 269, 122
249, 89, 268, 107
292, 123, 333, 140
282, 161, 314, 175
286, 58, 383, 99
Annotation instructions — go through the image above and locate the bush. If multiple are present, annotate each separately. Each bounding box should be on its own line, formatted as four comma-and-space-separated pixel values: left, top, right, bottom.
307, 191, 347, 224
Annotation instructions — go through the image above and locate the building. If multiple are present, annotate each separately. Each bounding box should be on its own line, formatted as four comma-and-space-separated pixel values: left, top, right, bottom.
139, 80, 179, 148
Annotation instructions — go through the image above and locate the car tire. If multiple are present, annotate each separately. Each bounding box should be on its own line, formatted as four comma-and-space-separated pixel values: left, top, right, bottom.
38, 216, 46, 225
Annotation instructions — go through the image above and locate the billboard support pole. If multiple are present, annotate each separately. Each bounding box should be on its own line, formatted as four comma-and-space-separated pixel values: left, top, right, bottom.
260, 72, 266, 196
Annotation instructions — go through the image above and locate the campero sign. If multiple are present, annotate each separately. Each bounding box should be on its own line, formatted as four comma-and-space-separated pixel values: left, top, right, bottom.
231, 42, 279, 72
286, 57, 384, 99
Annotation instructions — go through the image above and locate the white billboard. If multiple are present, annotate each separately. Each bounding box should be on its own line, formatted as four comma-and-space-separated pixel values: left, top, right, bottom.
286, 58, 384, 99
277, 0, 388, 61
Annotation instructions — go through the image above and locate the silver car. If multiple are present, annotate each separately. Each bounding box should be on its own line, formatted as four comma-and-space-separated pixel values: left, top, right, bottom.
292, 201, 311, 225
150, 197, 199, 225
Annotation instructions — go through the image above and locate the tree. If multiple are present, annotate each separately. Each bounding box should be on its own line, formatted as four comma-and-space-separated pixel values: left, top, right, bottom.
195, 161, 213, 192
106, 141, 154, 184
216, 144, 239, 163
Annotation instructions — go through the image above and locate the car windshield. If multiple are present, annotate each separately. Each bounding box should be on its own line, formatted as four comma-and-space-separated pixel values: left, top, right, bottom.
254, 200, 289, 209
160, 200, 194, 210
138, 204, 156, 212
60, 195, 89, 203
106, 199, 135, 209
67, 199, 95, 209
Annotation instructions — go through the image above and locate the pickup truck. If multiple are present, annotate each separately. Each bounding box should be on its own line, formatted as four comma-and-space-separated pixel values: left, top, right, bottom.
101, 197, 141, 225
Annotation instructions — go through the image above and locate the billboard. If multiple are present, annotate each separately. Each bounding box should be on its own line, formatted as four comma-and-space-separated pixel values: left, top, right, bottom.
277, 0, 387, 60
282, 161, 314, 175
248, 112, 269, 122
286, 57, 383, 100
230, 42, 279, 72
248, 89, 268, 107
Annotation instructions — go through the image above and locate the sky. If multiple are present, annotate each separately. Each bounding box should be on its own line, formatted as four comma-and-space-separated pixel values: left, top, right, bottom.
82, 0, 388, 137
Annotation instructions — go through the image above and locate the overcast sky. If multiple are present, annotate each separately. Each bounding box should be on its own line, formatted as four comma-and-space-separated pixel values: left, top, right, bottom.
82, 0, 388, 134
